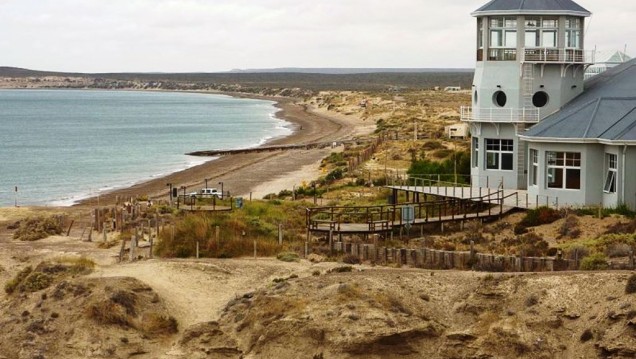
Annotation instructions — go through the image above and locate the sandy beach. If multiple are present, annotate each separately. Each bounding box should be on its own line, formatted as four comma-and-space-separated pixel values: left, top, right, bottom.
78, 94, 374, 206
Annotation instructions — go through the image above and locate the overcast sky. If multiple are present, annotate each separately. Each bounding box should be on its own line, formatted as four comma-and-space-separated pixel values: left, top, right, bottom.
0, 0, 633, 73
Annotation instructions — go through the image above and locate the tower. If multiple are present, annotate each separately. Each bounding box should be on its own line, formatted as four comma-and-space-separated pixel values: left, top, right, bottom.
463, 0, 593, 190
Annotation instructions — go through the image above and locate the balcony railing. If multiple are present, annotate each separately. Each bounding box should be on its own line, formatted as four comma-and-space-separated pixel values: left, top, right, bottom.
460, 106, 540, 123
521, 48, 595, 64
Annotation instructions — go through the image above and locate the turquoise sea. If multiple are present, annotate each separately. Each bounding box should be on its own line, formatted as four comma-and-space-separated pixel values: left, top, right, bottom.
0, 89, 291, 206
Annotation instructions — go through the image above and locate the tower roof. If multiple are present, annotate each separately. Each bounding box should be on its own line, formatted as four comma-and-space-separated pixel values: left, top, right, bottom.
520, 59, 636, 143
472, 0, 591, 17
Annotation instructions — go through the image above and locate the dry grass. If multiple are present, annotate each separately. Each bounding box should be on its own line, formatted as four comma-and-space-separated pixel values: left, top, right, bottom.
12, 216, 64, 241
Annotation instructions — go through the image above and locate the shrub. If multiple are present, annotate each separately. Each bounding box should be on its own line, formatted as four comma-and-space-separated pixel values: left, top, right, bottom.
325, 168, 344, 182
328, 266, 353, 273
558, 215, 581, 238
4, 266, 33, 294
524, 294, 539, 307
579, 253, 609, 270
626, 274, 636, 294
342, 254, 361, 264
520, 207, 561, 228
20, 272, 53, 292
606, 243, 633, 258
13, 216, 64, 241
276, 252, 300, 262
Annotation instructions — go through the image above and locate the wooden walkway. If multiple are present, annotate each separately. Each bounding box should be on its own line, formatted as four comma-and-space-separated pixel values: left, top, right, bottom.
306, 190, 517, 235
387, 185, 562, 209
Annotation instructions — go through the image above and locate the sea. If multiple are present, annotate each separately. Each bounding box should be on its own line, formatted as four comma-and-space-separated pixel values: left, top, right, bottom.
0, 89, 292, 206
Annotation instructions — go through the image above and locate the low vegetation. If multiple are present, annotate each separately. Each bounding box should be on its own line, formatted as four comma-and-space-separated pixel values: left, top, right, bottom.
4, 258, 95, 294
12, 216, 65, 241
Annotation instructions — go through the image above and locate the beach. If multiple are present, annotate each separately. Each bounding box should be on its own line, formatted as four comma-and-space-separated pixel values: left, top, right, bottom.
78, 95, 374, 206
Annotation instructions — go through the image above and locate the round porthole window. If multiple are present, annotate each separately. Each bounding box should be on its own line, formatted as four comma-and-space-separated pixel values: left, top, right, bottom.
474, 91, 478, 104
493, 91, 507, 107
532, 91, 549, 108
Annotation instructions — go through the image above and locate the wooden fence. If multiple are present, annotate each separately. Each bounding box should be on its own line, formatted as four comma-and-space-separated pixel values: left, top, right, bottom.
330, 241, 581, 272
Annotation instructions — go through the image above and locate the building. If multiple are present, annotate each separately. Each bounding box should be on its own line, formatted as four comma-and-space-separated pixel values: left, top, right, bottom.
584, 50, 632, 80
462, 0, 636, 208
445, 123, 469, 139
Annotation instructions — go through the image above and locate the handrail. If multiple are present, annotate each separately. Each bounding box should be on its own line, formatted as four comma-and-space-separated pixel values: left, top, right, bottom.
460, 106, 540, 123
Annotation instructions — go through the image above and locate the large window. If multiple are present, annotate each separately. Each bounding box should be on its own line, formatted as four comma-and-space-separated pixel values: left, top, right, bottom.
473, 137, 479, 168
530, 149, 538, 186
524, 17, 558, 48
490, 17, 517, 48
546, 152, 580, 189
604, 153, 617, 193
486, 139, 514, 170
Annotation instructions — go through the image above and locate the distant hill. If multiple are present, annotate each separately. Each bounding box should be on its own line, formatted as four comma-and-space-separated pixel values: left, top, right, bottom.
0, 66, 474, 91
226, 67, 474, 74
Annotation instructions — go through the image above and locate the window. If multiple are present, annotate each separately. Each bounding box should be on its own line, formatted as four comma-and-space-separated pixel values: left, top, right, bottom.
532, 91, 549, 108
546, 152, 580, 189
604, 153, 617, 193
473, 137, 479, 168
530, 149, 538, 186
524, 16, 558, 48
490, 17, 517, 48
477, 18, 484, 49
486, 139, 514, 171
493, 91, 507, 107
565, 17, 581, 49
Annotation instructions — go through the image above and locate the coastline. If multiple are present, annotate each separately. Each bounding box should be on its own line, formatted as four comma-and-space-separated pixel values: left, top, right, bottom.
75, 93, 372, 206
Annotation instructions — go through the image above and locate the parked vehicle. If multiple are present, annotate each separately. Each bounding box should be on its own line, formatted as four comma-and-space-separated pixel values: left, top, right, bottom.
188, 188, 222, 199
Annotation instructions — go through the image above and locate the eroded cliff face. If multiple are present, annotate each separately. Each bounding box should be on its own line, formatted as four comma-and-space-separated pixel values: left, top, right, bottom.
204, 269, 636, 359
2, 264, 635, 359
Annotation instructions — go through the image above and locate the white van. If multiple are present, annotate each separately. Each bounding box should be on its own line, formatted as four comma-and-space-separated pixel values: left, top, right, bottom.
189, 188, 222, 199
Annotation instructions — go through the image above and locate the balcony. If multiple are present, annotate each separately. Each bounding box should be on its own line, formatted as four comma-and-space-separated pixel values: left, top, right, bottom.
521, 48, 595, 64
461, 106, 540, 123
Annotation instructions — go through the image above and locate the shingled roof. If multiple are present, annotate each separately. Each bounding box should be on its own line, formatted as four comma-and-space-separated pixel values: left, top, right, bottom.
472, 0, 591, 17
520, 59, 636, 142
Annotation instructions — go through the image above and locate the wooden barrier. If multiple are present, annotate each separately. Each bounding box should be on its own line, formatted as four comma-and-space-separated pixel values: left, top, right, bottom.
332, 241, 578, 272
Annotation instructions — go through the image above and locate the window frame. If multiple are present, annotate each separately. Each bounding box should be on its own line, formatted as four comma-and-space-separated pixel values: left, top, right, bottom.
529, 149, 538, 186
546, 151, 581, 190
472, 137, 479, 168
485, 139, 514, 171
604, 153, 617, 193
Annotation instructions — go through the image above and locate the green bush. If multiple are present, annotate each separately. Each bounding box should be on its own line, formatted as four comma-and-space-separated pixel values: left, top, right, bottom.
277, 252, 300, 262
520, 207, 561, 228
579, 253, 609, 270
4, 266, 33, 294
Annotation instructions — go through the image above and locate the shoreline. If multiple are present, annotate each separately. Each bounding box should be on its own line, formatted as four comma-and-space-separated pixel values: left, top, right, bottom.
74, 92, 372, 206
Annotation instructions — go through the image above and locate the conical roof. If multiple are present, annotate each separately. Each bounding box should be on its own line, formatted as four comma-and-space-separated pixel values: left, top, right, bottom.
472, 0, 591, 17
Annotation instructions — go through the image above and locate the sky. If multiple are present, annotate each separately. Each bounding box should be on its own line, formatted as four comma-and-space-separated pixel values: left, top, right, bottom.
0, 0, 633, 73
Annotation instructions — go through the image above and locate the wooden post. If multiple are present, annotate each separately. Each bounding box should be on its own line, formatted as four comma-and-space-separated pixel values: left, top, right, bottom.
119, 238, 126, 262
103, 227, 107, 242
253, 240, 257, 259
130, 236, 136, 262
215, 225, 220, 246
278, 223, 283, 245
196, 241, 200, 259
329, 230, 334, 255
305, 241, 309, 258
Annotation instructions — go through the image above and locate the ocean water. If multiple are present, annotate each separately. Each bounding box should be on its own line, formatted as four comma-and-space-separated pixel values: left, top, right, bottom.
0, 89, 292, 206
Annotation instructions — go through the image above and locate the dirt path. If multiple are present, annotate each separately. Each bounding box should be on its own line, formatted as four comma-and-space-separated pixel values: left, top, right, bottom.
88, 258, 332, 329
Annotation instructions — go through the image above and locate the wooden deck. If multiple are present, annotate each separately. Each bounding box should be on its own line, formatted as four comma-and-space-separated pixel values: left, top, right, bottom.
307, 190, 516, 235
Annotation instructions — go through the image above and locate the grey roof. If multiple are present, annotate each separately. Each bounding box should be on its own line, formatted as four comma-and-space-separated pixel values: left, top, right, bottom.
472, 0, 591, 17
521, 59, 636, 142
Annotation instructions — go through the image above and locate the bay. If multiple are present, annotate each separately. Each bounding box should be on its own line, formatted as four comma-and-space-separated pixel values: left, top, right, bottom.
0, 89, 291, 206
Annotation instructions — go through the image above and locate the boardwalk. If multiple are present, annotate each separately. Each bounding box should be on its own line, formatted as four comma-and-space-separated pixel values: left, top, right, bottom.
306, 191, 517, 236
387, 185, 562, 209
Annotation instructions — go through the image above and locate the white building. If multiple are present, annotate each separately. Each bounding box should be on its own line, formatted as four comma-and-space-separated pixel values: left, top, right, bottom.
462, 0, 636, 208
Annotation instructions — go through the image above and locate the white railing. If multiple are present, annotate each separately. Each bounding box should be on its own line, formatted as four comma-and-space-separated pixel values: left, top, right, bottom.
460, 106, 540, 123
521, 48, 595, 64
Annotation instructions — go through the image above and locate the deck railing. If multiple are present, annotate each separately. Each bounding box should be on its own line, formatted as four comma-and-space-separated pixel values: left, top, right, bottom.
461, 106, 540, 123
521, 48, 595, 64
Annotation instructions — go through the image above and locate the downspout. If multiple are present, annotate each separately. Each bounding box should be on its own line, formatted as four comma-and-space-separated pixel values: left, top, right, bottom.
622, 145, 627, 207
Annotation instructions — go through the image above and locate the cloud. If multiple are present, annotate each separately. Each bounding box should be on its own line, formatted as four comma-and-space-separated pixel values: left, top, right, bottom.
0, 0, 632, 72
